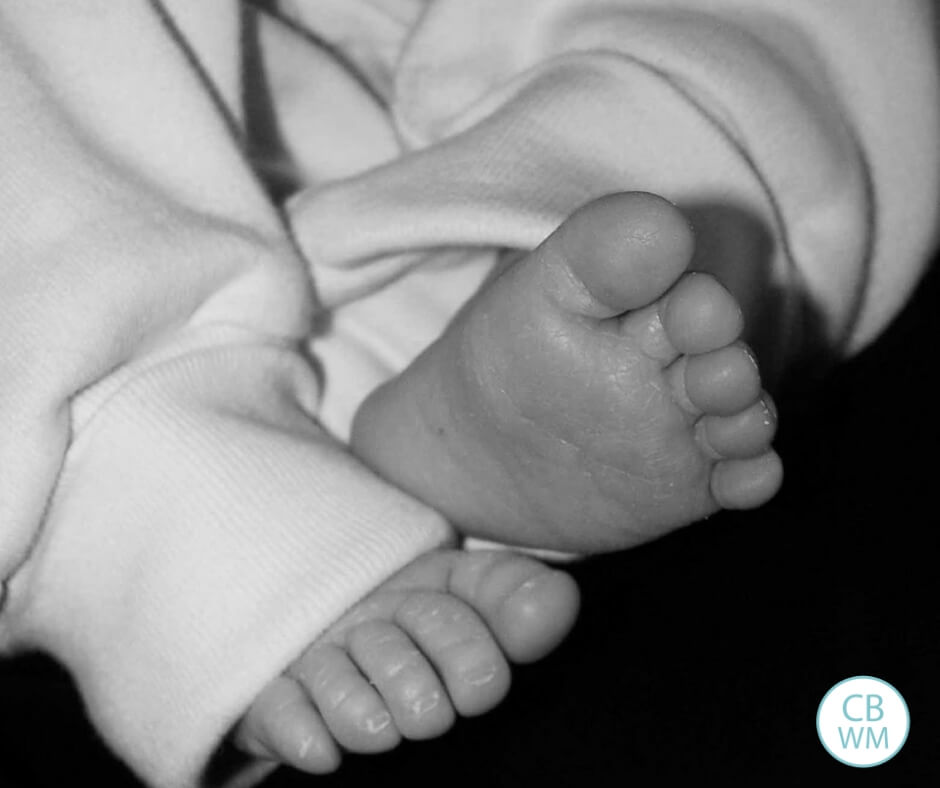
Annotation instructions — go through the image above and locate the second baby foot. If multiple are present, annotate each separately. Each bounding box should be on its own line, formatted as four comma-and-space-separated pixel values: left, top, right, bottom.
352, 192, 783, 552
233, 549, 578, 774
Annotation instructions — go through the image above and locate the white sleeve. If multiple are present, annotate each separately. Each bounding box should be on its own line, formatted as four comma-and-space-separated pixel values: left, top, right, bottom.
0, 3, 450, 787
286, 0, 939, 373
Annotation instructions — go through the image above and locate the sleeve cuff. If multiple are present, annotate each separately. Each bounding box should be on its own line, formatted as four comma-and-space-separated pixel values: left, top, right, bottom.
1, 338, 451, 787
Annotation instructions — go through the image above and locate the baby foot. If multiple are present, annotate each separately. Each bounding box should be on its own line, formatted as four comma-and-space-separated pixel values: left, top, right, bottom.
232, 549, 578, 774
352, 192, 782, 552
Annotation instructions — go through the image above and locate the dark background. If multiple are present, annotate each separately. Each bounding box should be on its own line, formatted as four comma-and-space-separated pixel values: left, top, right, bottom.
2, 259, 938, 787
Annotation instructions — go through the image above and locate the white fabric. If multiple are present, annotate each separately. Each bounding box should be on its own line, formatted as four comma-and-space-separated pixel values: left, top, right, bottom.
0, 4, 451, 787
0, 2, 937, 787
281, 0, 939, 432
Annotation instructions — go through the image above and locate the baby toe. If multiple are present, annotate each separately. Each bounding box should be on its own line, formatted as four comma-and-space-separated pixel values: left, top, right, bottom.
660, 272, 744, 355
290, 643, 399, 754
447, 552, 580, 665
347, 619, 455, 741
396, 591, 510, 717
678, 343, 763, 416
696, 394, 777, 459
236, 675, 341, 774
539, 192, 695, 319
710, 451, 783, 509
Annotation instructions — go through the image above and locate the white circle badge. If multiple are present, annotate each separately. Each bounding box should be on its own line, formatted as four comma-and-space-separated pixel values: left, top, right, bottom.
817, 676, 909, 767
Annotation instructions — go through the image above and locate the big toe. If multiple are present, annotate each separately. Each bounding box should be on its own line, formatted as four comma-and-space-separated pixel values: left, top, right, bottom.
537, 192, 695, 319
450, 552, 580, 664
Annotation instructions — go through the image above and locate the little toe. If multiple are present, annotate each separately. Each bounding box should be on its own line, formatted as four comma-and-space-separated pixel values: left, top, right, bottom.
346, 619, 456, 740
696, 394, 777, 459
289, 643, 399, 754
395, 591, 511, 717
538, 192, 695, 319
660, 272, 743, 355
711, 451, 784, 509
448, 551, 580, 664
235, 675, 341, 774
677, 343, 763, 416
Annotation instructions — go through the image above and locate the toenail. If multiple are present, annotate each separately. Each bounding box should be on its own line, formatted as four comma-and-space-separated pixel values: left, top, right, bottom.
516, 577, 541, 594
297, 734, 316, 760
361, 710, 392, 735
462, 663, 500, 687
386, 649, 423, 678
758, 402, 774, 427
741, 344, 760, 371
409, 691, 441, 717
502, 575, 546, 610
759, 396, 777, 423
